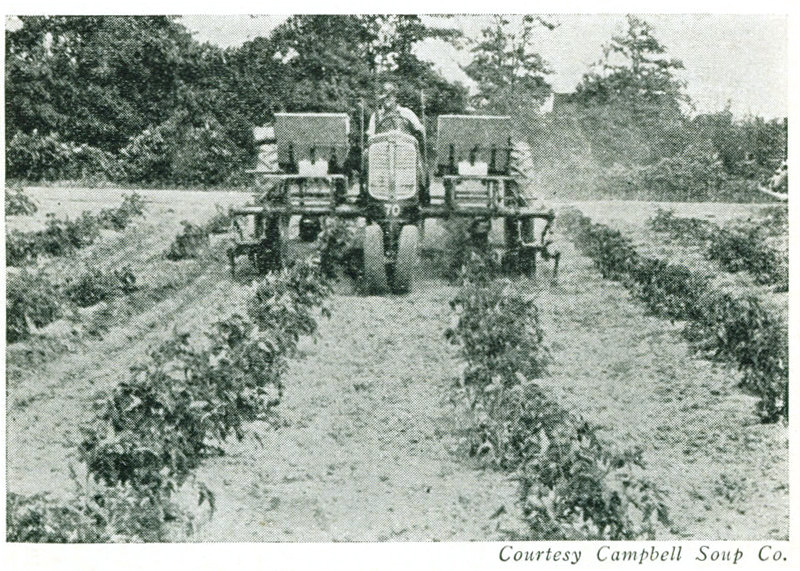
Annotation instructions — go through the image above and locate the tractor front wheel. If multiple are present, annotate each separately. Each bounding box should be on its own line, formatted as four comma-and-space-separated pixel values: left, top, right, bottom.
363, 224, 389, 294
393, 225, 419, 293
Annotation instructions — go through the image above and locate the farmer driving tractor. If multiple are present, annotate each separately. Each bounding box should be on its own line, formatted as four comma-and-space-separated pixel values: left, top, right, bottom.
367, 81, 424, 139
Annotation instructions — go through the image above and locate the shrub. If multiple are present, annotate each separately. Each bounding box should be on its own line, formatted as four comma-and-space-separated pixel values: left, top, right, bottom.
247, 258, 332, 356
445, 272, 670, 540
6, 131, 116, 181
446, 280, 548, 396
515, 382, 670, 540
79, 314, 286, 519
706, 225, 788, 290
6, 230, 41, 266
440, 218, 499, 283
62, 266, 137, 308
5, 183, 37, 216
563, 209, 788, 422
684, 292, 788, 422
204, 204, 234, 235
628, 257, 710, 322
315, 218, 361, 279
648, 209, 714, 242
7, 485, 162, 543
6, 270, 63, 343
165, 222, 210, 260
97, 193, 146, 231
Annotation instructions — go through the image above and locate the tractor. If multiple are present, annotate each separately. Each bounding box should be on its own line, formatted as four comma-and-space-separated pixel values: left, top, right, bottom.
229, 111, 559, 292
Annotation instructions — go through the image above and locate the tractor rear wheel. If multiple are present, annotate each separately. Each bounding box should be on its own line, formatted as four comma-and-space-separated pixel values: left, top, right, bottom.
363, 224, 388, 294
393, 225, 419, 293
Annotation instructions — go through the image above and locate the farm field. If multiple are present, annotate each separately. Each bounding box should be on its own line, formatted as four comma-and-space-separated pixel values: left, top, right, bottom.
5, 187, 789, 541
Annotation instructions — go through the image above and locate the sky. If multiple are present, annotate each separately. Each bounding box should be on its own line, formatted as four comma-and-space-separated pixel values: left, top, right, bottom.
178, 14, 788, 119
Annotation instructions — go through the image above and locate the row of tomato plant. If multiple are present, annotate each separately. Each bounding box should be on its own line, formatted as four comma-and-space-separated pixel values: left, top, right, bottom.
7, 266, 138, 343
6, 193, 145, 266
445, 258, 670, 540
7, 257, 332, 542
648, 208, 788, 291
560, 208, 788, 422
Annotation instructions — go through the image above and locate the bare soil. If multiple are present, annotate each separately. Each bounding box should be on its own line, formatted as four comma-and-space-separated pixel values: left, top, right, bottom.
5, 188, 789, 541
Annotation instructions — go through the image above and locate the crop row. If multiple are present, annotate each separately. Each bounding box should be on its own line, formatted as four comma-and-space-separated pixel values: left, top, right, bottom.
560, 209, 788, 422
445, 258, 670, 540
7, 258, 332, 542
648, 208, 788, 291
7, 266, 138, 343
6, 193, 145, 266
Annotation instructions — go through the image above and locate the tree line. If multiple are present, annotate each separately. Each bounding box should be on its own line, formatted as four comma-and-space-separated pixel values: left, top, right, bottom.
5, 15, 787, 199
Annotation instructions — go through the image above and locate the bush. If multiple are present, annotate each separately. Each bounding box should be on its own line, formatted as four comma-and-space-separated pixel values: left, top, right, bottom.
563, 209, 788, 422
446, 280, 548, 397
165, 222, 210, 260
97, 193, 146, 231
79, 314, 286, 518
6, 131, 116, 181
7, 485, 162, 543
315, 218, 361, 279
6, 212, 101, 266
6, 270, 64, 343
247, 258, 332, 355
445, 270, 669, 540
515, 380, 670, 540
204, 204, 234, 235
439, 218, 499, 283
62, 266, 137, 308
628, 257, 710, 322
706, 225, 788, 290
6, 230, 41, 266
5, 183, 37, 216
685, 292, 788, 422
648, 209, 714, 242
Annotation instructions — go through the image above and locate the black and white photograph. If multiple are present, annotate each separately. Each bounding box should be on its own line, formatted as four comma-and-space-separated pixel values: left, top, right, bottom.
3, 3, 794, 569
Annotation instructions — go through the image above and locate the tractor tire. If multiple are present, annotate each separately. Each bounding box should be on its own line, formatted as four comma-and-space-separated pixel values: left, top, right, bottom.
363, 224, 389, 294
393, 225, 419, 293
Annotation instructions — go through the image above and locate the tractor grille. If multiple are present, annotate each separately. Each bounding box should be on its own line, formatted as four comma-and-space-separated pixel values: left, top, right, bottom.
368, 134, 417, 200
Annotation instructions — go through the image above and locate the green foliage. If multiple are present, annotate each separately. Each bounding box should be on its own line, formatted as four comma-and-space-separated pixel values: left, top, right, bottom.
6, 270, 63, 343
648, 209, 788, 290
706, 226, 788, 290
314, 218, 361, 279
204, 204, 235, 235
446, 280, 548, 394
575, 15, 686, 114
62, 266, 137, 308
7, 484, 164, 543
6, 132, 117, 181
5, 183, 38, 216
684, 292, 788, 422
247, 258, 333, 355
165, 222, 210, 261
648, 208, 714, 241
465, 15, 553, 112
439, 219, 499, 283
691, 108, 787, 180
563, 209, 788, 421
6, 195, 144, 266
445, 267, 669, 540
514, 385, 670, 540
97, 193, 146, 230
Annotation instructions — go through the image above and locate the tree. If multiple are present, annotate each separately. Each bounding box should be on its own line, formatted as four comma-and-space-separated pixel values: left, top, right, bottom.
464, 15, 554, 113
6, 16, 200, 150
573, 15, 690, 164
575, 15, 687, 115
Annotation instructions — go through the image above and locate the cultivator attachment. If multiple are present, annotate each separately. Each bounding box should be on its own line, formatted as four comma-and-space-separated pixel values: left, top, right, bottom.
229, 110, 559, 286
